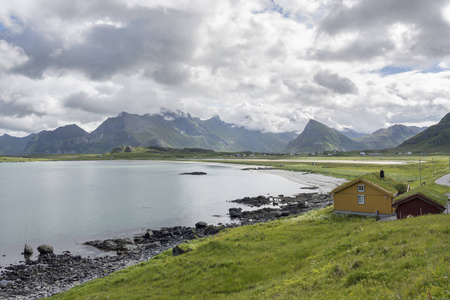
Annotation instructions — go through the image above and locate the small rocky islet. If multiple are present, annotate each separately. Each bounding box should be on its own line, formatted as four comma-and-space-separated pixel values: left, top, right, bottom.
0, 192, 332, 300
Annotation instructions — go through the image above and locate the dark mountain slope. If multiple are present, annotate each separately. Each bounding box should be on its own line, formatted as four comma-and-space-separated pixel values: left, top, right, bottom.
285, 119, 365, 154
395, 113, 450, 153
23, 124, 89, 154
0, 134, 34, 155
358, 125, 425, 149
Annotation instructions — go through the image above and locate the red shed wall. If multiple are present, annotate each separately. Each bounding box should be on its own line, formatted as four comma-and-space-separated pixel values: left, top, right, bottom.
396, 197, 442, 219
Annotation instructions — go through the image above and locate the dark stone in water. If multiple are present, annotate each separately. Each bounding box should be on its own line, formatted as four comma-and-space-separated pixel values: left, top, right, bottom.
179, 172, 207, 175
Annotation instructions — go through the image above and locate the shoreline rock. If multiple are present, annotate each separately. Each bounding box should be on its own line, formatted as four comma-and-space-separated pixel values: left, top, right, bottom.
23, 244, 33, 256
37, 245, 54, 255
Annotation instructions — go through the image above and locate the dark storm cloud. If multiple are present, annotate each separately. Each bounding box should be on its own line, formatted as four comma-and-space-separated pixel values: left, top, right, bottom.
63, 92, 114, 114
4, 27, 62, 78
5, 4, 200, 81
316, 0, 450, 61
0, 99, 43, 118
311, 36, 395, 61
313, 70, 358, 94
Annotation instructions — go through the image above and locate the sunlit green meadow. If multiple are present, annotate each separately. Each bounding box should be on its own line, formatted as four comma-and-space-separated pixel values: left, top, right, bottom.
49, 207, 449, 299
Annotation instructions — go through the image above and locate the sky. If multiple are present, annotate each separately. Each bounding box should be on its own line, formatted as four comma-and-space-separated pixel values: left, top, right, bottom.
0, 0, 450, 137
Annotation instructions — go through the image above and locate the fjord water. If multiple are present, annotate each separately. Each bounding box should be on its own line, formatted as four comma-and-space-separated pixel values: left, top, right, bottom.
0, 161, 306, 266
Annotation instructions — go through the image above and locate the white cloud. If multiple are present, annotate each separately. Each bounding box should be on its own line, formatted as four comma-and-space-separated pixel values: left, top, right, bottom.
0, 0, 449, 137
0, 41, 28, 69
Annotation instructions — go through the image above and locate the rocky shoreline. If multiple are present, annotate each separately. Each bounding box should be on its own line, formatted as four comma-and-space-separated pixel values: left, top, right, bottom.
0, 192, 332, 300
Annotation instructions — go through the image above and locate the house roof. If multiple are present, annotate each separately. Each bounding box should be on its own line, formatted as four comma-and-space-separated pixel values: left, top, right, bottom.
392, 186, 448, 209
329, 172, 399, 197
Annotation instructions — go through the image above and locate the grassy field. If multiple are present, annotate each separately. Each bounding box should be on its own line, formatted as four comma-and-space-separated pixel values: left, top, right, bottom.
49, 207, 449, 299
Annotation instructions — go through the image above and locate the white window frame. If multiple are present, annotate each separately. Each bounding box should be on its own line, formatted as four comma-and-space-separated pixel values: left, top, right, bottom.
357, 184, 365, 192
357, 195, 365, 205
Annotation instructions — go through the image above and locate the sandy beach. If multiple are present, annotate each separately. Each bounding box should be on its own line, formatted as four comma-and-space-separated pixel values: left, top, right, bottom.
257, 169, 347, 194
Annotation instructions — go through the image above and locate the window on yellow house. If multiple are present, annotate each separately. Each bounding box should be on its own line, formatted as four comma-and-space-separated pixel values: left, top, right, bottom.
357, 184, 365, 192
357, 195, 365, 204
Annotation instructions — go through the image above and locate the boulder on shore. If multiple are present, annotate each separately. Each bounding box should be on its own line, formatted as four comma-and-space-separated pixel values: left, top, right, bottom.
24, 244, 33, 255
37, 245, 54, 254
195, 221, 208, 228
229, 207, 243, 218
84, 238, 133, 252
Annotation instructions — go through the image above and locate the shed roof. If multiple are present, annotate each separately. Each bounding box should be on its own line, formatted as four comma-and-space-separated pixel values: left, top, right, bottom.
393, 186, 448, 207
329, 172, 400, 196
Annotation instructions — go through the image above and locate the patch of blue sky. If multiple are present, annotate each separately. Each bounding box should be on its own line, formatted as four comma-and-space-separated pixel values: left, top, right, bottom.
251, 0, 312, 25
251, 0, 290, 18
377, 63, 449, 76
378, 65, 414, 76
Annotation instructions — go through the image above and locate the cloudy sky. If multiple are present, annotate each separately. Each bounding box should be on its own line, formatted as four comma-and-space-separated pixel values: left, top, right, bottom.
1, 0, 450, 136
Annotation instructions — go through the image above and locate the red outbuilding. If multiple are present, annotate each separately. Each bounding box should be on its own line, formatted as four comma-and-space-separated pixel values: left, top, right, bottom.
392, 187, 447, 219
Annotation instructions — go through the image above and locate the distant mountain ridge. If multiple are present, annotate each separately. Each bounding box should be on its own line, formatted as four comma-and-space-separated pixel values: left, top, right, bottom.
339, 128, 366, 139
8, 110, 297, 155
358, 125, 425, 150
24, 124, 89, 154
0, 109, 443, 155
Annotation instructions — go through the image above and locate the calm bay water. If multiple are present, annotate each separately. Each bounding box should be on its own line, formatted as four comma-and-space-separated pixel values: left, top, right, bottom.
0, 161, 307, 266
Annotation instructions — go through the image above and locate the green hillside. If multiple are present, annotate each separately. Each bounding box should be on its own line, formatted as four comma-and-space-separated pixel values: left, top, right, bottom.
50, 207, 449, 299
396, 112, 450, 153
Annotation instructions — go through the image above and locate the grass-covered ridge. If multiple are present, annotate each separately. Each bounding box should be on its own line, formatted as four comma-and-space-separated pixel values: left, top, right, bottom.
50, 207, 449, 299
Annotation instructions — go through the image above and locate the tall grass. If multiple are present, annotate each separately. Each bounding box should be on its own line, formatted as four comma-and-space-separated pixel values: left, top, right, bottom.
50, 207, 450, 299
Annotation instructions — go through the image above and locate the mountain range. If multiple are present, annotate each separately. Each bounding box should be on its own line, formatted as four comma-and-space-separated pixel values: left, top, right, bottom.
1, 110, 297, 155
0, 109, 448, 155
285, 120, 426, 154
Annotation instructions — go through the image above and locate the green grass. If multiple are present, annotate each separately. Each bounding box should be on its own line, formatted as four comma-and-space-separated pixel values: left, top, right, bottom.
49, 207, 450, 299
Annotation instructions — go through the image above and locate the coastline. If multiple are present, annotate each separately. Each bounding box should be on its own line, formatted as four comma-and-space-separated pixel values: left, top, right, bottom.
192, 161, 347, 193
256, 169, 347, 193
0, 166, 346, 299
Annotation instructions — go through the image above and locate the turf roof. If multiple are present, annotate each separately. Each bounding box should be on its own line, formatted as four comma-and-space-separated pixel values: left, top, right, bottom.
357, 173, 401, 194
394, 185, 449, 206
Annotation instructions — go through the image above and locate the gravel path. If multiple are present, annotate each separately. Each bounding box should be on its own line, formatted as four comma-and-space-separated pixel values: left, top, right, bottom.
435, 173, 450, 187
435, 173, 450, 214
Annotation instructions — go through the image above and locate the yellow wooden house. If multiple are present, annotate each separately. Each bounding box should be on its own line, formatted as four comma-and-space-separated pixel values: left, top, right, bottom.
330, 173, 400, 216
